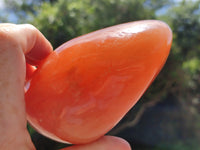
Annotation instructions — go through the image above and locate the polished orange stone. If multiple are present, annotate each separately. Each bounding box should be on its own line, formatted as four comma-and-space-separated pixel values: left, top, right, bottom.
25, 20, 172, 144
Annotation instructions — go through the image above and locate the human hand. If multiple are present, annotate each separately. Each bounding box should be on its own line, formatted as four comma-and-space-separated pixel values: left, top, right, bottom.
0, 23, 131, 150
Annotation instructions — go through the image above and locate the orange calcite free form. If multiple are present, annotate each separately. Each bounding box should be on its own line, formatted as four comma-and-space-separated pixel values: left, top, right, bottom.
25, 20, 172, 144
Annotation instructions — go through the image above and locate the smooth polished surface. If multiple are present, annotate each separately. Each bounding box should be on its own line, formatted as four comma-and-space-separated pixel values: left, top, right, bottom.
25, 20, 172, 144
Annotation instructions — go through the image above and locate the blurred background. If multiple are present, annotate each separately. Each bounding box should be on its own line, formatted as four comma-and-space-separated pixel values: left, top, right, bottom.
1, 0, 200, 149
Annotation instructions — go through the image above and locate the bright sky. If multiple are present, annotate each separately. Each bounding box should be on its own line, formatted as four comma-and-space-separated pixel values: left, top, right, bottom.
0, 0, 5, 9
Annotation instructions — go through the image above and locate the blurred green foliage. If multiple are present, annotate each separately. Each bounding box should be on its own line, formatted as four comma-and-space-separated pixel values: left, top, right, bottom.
30, 0, 157, 48
1, 0, 200, 149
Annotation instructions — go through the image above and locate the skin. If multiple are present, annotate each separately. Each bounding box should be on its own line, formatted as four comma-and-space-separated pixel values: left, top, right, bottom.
0, 23, 131, 150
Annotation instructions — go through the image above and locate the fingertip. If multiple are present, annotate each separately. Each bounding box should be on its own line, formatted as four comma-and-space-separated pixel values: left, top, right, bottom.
25, 32, 53, 65
102, 136, 132, 150
17, 24, 53, 65
61, 136, 132, 150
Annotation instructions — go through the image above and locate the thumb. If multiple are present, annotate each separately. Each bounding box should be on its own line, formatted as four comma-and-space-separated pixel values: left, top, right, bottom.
0, 23, 52, 149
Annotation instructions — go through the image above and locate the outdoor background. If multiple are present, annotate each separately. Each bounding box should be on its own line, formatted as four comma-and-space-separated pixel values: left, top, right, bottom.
0, 0, 200, 150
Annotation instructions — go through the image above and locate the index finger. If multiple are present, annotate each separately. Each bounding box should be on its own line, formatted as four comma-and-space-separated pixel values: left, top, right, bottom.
0, 23, 53, 65
18, 24, 53, 65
